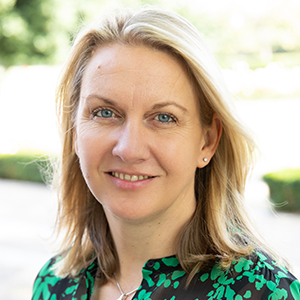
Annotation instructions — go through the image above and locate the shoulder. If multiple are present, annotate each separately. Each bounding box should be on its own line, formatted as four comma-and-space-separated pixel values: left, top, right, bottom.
32, 255, 97, 300
204, 250, 300, 299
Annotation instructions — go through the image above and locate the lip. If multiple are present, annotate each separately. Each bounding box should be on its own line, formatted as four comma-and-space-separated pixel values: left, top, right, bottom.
106, 171, 156, 190
107, 169, 155, 177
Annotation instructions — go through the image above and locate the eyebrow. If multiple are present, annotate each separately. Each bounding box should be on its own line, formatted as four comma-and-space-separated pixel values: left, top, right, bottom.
84, 94, 115, 106
151, 102, 188, 113
84, 95, 188, 113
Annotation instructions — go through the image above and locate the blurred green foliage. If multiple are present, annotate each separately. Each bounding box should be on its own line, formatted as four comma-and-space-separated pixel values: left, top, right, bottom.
0, 151, 54, 183
263, 169, 300, 212
0, 0, 300, 68
0, 0, 73, 66
179, 3, 300, 69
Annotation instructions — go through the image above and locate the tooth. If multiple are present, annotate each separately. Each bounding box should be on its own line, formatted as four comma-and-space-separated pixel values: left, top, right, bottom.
113, 172, 151, 181
131, 175, 138, 181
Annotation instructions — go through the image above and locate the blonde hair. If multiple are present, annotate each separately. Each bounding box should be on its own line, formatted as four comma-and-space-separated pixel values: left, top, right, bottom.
55, 6, 272, 284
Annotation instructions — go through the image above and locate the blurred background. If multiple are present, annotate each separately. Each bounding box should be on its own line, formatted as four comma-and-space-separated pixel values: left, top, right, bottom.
0, 0, 300, 299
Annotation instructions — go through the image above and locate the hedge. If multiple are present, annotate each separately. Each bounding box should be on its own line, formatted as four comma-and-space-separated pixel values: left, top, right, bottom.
0, 152, 55, 184
263, 169, 300, 212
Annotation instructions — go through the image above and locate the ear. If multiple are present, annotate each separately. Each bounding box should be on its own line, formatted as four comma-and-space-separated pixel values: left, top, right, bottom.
197, 113, 222, 168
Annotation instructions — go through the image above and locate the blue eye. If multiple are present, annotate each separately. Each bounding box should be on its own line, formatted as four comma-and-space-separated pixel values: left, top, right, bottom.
94, 109, 114, 118
155, 114, 175, 123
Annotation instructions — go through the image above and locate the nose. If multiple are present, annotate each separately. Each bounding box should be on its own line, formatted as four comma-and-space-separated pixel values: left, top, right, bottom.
112, 121, 150, 164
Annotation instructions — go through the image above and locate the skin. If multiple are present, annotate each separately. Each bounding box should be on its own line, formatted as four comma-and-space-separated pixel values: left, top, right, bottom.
75, 43, 221, 299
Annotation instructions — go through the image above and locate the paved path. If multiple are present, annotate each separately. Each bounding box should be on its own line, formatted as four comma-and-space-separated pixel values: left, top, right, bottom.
0, 176, 300, 300
0, 179, 56, 300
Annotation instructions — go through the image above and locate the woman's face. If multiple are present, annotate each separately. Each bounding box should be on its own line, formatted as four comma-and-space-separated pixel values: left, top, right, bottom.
75, 43, 209, 223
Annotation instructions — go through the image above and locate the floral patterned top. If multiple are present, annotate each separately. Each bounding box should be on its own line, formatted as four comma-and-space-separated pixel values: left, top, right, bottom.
32, 251, 300, 300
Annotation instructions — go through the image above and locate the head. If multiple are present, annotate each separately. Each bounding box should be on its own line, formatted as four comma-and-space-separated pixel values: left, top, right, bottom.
55, 6, 257, 279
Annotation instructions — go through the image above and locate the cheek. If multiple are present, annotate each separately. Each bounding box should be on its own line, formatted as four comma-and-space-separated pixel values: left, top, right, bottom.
76, 120, 107, 151
156, 135, 201, 175
76, 127, 105, 167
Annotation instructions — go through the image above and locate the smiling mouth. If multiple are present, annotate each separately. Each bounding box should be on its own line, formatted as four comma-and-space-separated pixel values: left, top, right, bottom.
110, 172, 154, 182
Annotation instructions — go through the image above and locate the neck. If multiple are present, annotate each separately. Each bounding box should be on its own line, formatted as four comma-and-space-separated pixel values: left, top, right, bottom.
105, 200, 195, 281
107, 216, 185, 295
113, 217, 178, 270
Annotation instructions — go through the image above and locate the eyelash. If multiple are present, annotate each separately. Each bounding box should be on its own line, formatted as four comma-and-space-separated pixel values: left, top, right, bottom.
91, 107, 177, 124
154, 113, 177, 124
92, 107, 116, 118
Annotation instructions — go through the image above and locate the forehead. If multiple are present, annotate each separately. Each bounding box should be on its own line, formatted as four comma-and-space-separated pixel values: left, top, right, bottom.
80, 43, 198, 110
83, 43, 189, 82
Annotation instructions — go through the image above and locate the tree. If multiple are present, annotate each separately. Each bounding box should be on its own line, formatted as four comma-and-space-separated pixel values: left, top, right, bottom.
0, 0, 70, 66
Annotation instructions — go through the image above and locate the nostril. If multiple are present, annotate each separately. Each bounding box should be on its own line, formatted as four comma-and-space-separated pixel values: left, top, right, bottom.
112, 138, 150, 163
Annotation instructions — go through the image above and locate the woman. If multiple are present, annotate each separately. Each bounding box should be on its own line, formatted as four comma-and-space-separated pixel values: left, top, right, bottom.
32, 6, 300, 300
